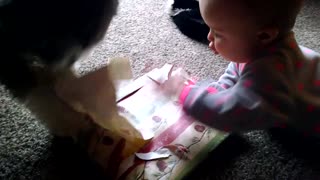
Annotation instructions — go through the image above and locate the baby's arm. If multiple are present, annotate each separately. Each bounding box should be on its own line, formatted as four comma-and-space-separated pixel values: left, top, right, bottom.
208, 62, 242, 91
180, 57, 294, 132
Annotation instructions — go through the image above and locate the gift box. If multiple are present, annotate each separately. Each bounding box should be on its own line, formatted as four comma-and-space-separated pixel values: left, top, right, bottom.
55, 58, 228, 179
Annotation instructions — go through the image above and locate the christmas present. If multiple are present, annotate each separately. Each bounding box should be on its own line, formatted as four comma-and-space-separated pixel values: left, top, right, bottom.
55, 58, 228, 179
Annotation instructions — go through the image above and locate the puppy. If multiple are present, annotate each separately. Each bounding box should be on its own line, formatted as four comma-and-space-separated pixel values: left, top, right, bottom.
0, 0, 119, 141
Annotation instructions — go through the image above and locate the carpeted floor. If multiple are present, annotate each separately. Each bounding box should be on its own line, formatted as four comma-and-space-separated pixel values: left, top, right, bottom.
1, 0, 320, 179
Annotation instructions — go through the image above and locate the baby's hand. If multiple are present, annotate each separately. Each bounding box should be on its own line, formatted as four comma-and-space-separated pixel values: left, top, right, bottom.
162, 68, 191, 100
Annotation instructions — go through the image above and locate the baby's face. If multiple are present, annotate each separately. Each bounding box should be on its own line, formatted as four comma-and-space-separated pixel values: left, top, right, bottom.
200, 0, 260, 63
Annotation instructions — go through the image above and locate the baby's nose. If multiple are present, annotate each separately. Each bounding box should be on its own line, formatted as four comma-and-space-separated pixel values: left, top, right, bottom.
207, 30, 214, 42
207, 31, 217, 54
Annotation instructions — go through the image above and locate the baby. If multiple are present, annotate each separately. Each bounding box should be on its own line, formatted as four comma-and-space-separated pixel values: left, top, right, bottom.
173, 0, 320, 136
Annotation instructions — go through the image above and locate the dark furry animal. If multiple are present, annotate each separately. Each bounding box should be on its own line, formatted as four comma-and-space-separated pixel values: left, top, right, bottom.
0, 0, 118, 98
0, 0, 119, 139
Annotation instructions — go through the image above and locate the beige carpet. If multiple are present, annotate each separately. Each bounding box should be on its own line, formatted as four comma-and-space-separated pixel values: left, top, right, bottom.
1, 0, 320, 179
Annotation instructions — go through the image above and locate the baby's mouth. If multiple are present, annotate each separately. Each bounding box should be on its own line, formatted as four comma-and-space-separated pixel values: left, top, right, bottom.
209, 42, 218, 54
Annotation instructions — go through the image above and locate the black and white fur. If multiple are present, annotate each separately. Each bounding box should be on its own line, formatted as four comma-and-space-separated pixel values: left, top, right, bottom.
0, 0, 118, 140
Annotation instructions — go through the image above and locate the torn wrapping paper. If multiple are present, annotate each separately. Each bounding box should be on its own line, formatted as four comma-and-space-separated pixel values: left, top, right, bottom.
113, 64, 228, 179
54, 57, 151, 161
55, 59, 228, 179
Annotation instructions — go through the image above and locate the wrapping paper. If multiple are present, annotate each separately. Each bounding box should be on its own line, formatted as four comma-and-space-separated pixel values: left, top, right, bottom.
55, 59, 228, 179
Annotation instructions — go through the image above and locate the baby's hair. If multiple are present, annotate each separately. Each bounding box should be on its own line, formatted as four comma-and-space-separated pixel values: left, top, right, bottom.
242, 0, 304, 32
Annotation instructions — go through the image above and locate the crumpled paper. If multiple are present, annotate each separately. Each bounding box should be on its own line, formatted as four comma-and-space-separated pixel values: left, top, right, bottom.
54, 57, 151, 157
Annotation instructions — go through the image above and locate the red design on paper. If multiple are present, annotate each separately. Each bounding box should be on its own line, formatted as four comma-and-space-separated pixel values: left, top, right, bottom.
139, 114, 193, 153
194, 125, 206, 133
156, 160, 168, 172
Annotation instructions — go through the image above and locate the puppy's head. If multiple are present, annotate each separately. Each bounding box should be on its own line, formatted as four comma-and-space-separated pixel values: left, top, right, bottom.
0, 0, 118, 98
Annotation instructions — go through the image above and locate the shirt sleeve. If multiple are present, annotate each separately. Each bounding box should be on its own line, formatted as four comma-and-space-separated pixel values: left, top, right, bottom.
179, 57, 295, 132
208, 62, 242, 91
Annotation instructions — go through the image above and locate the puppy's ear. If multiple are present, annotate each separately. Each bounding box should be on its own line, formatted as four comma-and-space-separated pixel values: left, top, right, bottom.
257, 27, 279, 45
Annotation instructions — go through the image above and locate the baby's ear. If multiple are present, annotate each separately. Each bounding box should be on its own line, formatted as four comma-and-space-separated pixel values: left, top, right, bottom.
257, 27, 279, 45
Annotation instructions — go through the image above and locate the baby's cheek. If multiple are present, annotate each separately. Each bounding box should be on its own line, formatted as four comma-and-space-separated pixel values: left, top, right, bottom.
231, 42, 251, 61
216, 40, 231, 57
214, 40, 223, 52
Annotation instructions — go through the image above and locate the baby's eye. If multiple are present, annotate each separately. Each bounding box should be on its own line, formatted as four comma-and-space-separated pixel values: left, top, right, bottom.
214, 32, 222, 38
